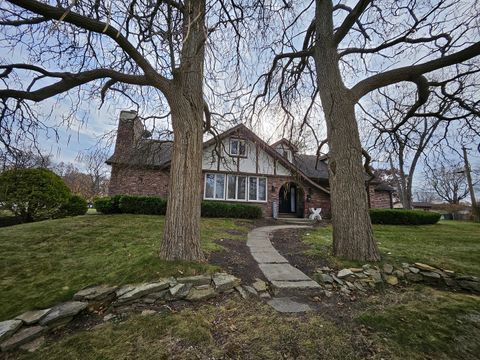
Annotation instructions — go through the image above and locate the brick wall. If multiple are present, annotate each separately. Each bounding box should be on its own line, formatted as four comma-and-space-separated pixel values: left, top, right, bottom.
109, 164, 170, 198
369, 186, 392, 209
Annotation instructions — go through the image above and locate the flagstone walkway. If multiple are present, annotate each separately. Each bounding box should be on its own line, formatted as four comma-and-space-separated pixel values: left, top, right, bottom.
247, 225, 321, 291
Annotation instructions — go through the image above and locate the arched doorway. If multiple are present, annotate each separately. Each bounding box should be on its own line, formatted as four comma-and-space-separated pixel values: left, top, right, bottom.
278, 182, 305, 218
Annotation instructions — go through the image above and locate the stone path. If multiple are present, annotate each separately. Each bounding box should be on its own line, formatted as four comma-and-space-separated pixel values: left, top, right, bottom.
247, 225, 321, 312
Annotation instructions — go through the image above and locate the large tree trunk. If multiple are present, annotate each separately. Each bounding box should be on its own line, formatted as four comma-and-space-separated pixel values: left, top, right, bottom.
314, 0, 379, 261
160, 98, 204, 261
159, 0, 206, 261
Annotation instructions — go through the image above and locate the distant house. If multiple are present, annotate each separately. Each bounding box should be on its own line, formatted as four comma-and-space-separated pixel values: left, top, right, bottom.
412, 202, 434, 211
107, 110, 394, 218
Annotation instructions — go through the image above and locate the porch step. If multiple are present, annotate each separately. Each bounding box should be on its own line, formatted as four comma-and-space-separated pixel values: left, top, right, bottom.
276, 217, 314, 225
278, 213, 297, 218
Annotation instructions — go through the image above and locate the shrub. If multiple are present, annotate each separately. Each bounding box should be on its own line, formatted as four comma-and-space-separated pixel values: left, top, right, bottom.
94, 195, 262, 219
369, 209, 441, 225
119, 195, 167, 215
201, 201, 262, 219
94, 195, 122, 214
0, 168, 71, 221
58, 195, 88, 217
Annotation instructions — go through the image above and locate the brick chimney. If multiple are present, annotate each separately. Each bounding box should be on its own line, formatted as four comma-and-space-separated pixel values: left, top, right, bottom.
113, 110, 144, 160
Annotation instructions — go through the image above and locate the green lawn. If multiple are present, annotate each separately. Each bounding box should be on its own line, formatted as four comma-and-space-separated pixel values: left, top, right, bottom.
17, 298, 360, 360
0, 214, 251, 321
358, 287, 480, 359
304, 221, 480, 275
17, 288, 480, 360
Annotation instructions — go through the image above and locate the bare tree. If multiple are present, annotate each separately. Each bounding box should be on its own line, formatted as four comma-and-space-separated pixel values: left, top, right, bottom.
254, 1, 480, 260
78, 148, 110, 199
365, 69, 480, 209
413, 189, 438, 204
425, 159, 477, 204
54, 162, 93, 198
0, 0, 251, 261
0, 147, 51, 171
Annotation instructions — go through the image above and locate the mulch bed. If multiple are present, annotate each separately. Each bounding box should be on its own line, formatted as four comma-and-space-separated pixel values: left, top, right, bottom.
270, 226, 331, 278
208, 237, 265, 284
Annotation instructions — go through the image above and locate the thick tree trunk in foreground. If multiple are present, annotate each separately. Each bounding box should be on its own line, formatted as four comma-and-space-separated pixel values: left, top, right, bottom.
160, 99, 204, 261
314, 0, 380, 261
159, 0, 206, 261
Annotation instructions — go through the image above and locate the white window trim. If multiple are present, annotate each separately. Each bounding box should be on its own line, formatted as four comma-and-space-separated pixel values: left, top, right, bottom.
229, 138, 247, 157
226, 175, 248, 201
203, 173, 226, 200
204, 173, 267, 203
248, 176, 268, 203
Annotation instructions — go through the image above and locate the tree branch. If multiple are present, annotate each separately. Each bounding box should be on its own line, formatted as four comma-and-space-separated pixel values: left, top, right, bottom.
351, 42, 480, 101
340, 33, 451, 57
334, 0, 371, 45
0, 67, 148, 102
5, 0, 171, 92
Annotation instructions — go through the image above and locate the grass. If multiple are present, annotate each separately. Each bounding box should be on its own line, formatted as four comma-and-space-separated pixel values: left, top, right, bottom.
304, 221, 480, 275
358, 287, 480, 359
0, 214, 251, 321
16, 288, 480, 359
19, 298, 360, 360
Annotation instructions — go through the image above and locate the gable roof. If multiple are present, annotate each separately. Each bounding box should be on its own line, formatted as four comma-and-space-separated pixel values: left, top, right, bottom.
271, 138, 299, 152
108, 123, 330, 194
106, 140, 173, 168
167, 124, 331, 194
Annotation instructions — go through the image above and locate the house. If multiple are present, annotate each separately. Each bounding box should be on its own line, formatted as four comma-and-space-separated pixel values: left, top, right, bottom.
107, 110, 394, 218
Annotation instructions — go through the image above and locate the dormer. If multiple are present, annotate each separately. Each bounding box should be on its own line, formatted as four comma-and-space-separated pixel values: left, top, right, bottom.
271, 138, 298, 162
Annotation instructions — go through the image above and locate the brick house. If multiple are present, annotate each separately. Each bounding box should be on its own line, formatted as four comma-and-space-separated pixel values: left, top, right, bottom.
107, 110, 393, 218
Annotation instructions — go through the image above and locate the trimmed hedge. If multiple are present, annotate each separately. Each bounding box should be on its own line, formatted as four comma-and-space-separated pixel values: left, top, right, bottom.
369, 209, 441, 225
119, 195, 167, 215
94, 195, 122, 214
59, 195, 88, 217
94, 195, 262, 219
201, 201, 262, 219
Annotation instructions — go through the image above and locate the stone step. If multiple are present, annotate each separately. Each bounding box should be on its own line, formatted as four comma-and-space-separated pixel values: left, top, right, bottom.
276, 218, 315, 224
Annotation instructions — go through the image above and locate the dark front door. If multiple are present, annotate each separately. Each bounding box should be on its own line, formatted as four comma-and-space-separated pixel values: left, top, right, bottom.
279, 184, 296, 213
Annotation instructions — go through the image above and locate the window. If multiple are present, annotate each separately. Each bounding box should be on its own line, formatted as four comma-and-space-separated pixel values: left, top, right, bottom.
205, 173, 266, 202
204, 173, 225, 200
227, 175, 247, 201
248, 176, 267, 202
229, 138, 247, 157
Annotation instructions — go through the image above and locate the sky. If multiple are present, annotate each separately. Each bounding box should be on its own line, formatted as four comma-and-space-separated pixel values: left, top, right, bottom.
1, 0, 479, 199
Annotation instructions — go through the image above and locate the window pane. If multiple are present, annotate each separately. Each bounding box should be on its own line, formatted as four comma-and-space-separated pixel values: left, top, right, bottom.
215, 174, 225, 199
230, 139, 238, 155
205, 174, 215, 198
249, 177, 257, 201
258, 178, 266, 201
238, 176, 246, 200
227, 175, 236, 199
239, 141, 246, 156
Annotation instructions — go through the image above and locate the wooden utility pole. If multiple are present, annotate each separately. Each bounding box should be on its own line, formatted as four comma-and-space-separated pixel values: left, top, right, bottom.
462, 146, 478, 221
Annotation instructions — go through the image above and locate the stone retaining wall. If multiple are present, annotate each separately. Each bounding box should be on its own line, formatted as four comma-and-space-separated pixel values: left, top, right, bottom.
314, 262, 480, 297
0, 273, 242, 353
